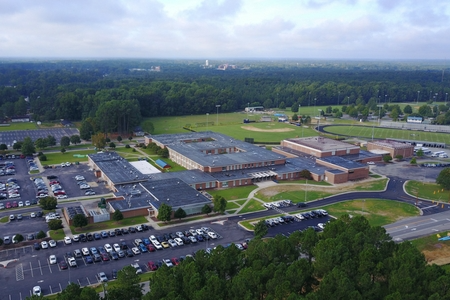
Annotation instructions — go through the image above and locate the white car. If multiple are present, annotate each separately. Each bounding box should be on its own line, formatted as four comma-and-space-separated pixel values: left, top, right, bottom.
296, 214, 305, 220
175, 232, 184, 238
152, 241, 162, 250
75, 175, 85, 181
104, 244, 113, 253
168, 239, 177, 247
367, 161, 375, 165
32, 286, 42, 296
317, 223, 326, 230
18, 201, 23, 207
82, 247, 90, 256
149, 235, 157, 243
195, 229, 204, 235
208, 231, 217, 239
49, 255, 57, 264
25, 200, 31, 206
113, 243, 121, 252
98, 272, 108, 282
30, 212, 36, 218
72, 235, 80, 242
67, 257, 77, 267
131, 247, 140, 255
163, 258, 173, 267
40, 241, 49, 249
174, 238, 184, 246
189, 229, 197, 236
57, 195, 68, 199
49, 240, 57, 248
189, 236, 198, 243
64, 236, 72, 245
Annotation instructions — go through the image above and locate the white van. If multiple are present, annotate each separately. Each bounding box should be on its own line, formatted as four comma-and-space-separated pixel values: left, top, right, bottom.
439, 153, 448, 158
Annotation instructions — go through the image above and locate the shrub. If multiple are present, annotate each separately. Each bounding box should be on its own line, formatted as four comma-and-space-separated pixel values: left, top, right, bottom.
36, 230, 46, 239
125, 144, 131, 149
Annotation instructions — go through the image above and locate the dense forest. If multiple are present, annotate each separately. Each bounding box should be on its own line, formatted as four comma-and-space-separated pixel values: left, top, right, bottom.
1, 59, 450, 134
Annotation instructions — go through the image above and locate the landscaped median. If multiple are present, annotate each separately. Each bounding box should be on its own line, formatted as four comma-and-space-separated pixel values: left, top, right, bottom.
405, 180, 450, 202
238, 199, 419, 231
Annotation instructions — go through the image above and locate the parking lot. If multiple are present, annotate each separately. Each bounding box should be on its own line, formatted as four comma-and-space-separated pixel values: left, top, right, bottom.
0, 128, 80, 148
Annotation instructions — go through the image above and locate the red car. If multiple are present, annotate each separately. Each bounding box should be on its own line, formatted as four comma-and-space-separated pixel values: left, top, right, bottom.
5, 202, 11, 208
147, 261, 158, 271
146, 244, 156, 252
101, 253, 110, 261
12, 201, 18, 207
171, 257, 180, 266
54, 191, 66, 196
49, 181, 60, 186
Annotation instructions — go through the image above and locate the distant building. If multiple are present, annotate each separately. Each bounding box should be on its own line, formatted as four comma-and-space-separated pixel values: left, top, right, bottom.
280, 136, 360, 158
407, 116, 423, 123
367, 140, 414, 158
10, 116, 30, 123
60, 120, 73, 127
245, 106, 264, 113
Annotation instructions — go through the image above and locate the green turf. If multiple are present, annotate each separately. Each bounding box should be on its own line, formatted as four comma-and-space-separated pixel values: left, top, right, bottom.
69, 216, 148, 234
0, 122, 38, 131
410, 230, 450, 251
41, 149, 98, 164
209, 186, 257, 200
49, 229, 66, 241
325, 199, 419, 227
225, 201, 240, 209
323, 125, 450, 144
235, 199, 247, 206
354, 178, 388, 191
279, 180, 332, 186
405, 181, 450, 201
239, 199, 266, 214
255, 190, 332, 203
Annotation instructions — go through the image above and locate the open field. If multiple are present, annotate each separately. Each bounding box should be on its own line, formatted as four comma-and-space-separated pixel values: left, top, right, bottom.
411, 231, 450, 266
209, 186, 257, 200
322, 125, 450, 144
0, 122, 38, 131
405, 181, 450, 202
41, 149, 98, 164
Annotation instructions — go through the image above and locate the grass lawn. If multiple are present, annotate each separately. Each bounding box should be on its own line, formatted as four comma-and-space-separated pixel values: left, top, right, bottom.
227, 210, 237, 214
354, 178, 388, 191
239, 199, 266, 214
410, 231, 450, 266
255, 190, 332, 203
0, 216, 9, 223
325, 199, 419, 227
235, 199, 247, 205
209, 185, 257, 200
225, 201, 241, 209
0, 122, 38, 131
323, 125, 450, 144
405, 181, 450, 201
69, 216, 148, 234
42, 149, 98, 164
49, 229, 66, 241
279, 180, 332, 186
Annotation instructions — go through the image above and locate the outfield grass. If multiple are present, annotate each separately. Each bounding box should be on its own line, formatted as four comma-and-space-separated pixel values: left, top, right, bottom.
41, 149, 98, 164
325, 199, 419, 227
405, 181, 450, 201
239, 199, 266, 214
0, 122, 38, 131
323, 125, 450, 144
209, 185, 257, 200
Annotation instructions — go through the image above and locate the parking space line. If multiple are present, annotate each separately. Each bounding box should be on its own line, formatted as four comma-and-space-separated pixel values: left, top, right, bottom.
49, 285, 53, 294
48, 261, 52, 274
59, 283, 62, 293
29, 262, 33, 277
78, 279, 82, 287
38, 260, 43, 275
15, 263, 24, 281
86, 277, 91, 285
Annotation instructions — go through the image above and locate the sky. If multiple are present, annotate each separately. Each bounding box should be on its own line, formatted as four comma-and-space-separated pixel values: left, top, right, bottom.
1, 0, 449, 60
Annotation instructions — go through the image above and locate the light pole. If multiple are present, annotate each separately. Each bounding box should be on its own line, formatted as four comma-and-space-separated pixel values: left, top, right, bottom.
314, 98, 317, 117
206, 113, 209, 131
347, 96, 350, 106
318, 109, 322, 131
417, 91, 420, 104
215, 105, 221, 126
446, 93, 448, 105
384, 94, 387, 103
429, 90, 432, 101
378, 105, 382, 126
308, 92, 311, 106
247, 102, 249, 117
337, 91, 340, 106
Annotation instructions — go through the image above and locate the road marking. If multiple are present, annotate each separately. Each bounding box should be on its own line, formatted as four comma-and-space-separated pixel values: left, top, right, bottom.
38, 260, 43, 275
405, 225, 408, 228
432, 229, 439, 231
431, 218, 438, 222
48, 261, 52, 274
30, 262, 34, 277
15, 263, 24, 281
78, 279, 82, 287
37, 280, 44, 283
411, 228, 416, 231
86, 277, 91, 285
49, 285, 53, 294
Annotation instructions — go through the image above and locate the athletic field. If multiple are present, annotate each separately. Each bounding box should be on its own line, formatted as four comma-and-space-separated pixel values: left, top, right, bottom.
322, 125, 450, 144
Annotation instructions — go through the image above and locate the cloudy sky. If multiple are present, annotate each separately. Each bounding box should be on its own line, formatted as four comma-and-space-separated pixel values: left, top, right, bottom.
1, 0, 449, 59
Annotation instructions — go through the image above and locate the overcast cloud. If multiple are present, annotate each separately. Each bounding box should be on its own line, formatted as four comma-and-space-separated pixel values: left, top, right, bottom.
0, 0, 449, 59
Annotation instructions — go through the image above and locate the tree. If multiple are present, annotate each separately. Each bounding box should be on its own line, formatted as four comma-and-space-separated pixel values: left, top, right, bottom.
61, 148, 66, 154
117, 136, 122, 142
291, 103, 299, 112
292, 114, 299, 121
437, 168, 450, 190
13, 234, 24, 243
383, 155, 392, 163
212, 195, 227, 213
73, 214, 88, 229
254, 220, 268, 239
21, 136, 36, 156
410, 157, 417, 164
91, 133, 106, 149
36, 230, 46, 239
107, 265, 143, 300
39, 196, 57, 210
70, 135, 81, 145
55, 282, 99, 300
112, 210, 124, 222
202, 204, 212, 215
46, 135, 56, 146
0, 144, 7, 150
79, 120, 94, 141
39, 154, 47, 161
157, 203, 172, 222
109, 142, 116, 148
299, 169, 313, 180
418, 105, 432, 117
35, 137, 48, 149
128, 136, 133, 141
48, 219, 63, 230
60, 136, 70, 147
174, 207, 187, 220
404, 105, 413, 114
416, 148, 424, 157
395, 154, 403, 161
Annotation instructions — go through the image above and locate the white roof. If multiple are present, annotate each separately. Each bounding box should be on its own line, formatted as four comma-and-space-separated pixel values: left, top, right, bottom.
129, 161, 161, 175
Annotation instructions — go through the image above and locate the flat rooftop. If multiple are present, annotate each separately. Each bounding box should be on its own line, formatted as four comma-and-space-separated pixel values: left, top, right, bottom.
319, 156, 366, 170
368, 140, 415, 149
89, 152, 149, 184
140, 178, 211, 209
149, 131, 285, 168
284, 136, 359, 152
129, 161, 161, 175
148, 169, 216, 185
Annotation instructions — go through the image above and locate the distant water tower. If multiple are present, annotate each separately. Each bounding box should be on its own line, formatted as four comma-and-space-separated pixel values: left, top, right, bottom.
205, 60, 209, 66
